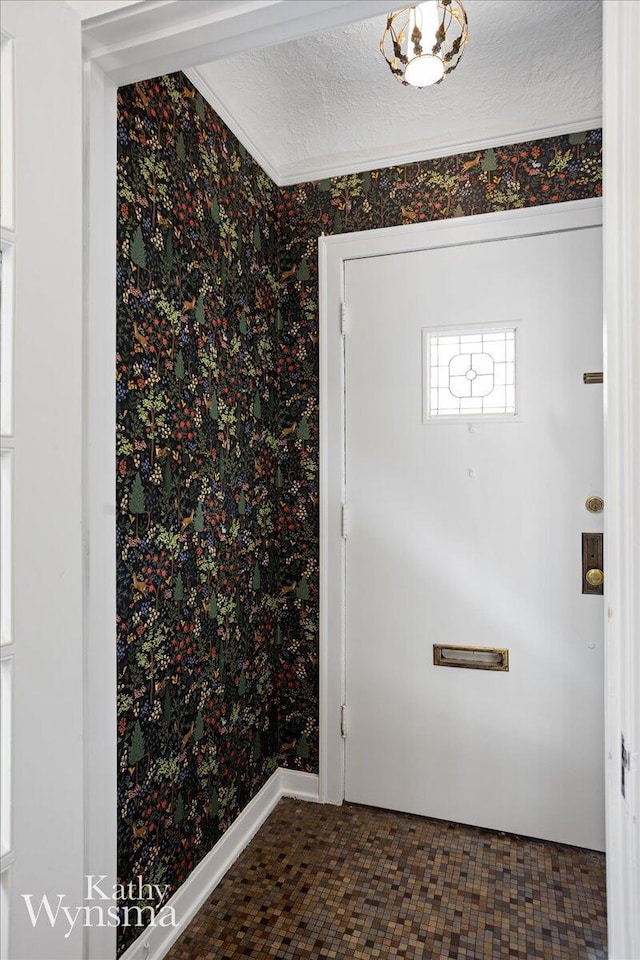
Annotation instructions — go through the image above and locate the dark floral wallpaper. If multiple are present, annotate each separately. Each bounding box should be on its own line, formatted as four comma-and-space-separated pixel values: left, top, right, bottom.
117, 70, 602, 949
116, 75, 280, 953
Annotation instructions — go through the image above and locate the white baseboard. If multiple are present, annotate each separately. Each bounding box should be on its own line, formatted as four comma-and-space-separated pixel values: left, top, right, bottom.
279, 768, 321, 802
119, 767, 320, 960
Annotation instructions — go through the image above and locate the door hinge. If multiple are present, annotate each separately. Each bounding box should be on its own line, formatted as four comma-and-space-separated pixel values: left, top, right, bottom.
341, 504, 349, 539
340, 302, 348, 335
340, 704, 348, 738
622, 733, 631, 799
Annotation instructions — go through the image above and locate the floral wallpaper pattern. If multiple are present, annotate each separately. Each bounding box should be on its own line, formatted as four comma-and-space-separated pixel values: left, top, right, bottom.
116, 75, 280, 953
117, 70, 602, 949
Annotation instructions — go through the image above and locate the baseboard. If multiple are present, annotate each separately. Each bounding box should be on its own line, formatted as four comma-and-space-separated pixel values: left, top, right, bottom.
279, 768, 321, 802
119, 767, 320, 960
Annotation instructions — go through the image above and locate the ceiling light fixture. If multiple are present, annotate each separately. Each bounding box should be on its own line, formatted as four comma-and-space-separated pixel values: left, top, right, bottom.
380, 0, 469, 88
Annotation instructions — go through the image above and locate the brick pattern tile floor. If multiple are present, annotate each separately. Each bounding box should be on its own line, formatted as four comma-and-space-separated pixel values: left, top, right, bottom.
165, 798, 607, 960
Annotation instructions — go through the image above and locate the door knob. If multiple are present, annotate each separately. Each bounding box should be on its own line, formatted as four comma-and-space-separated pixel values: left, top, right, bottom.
586, 568, 604, 587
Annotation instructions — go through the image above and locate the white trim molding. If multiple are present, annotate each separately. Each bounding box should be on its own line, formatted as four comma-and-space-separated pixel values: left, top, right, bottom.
119, 769, 319, 960
279, 768, 321, 803
318, 198, 603, 807
83, 56, 119, 960
81, 0, 393, 86
602, 3, 640, 958
275, 118, 602, 187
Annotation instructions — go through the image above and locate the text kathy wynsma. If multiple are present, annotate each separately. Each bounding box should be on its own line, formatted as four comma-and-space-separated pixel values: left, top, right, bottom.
22, 875, 177, 937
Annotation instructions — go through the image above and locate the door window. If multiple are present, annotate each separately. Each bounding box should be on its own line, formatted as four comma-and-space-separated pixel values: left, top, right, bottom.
423, 324, 518, 420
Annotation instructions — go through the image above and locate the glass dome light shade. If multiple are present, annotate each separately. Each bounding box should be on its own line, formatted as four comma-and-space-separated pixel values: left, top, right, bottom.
380, 0, 469, 89
404, 54, 445, 87
404, 1, 444, 86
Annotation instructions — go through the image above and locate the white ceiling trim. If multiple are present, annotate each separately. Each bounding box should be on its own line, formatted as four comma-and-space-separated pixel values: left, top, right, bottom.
81, 0, 393, 86
184, 64, 601, 187
272, 116, 603, 186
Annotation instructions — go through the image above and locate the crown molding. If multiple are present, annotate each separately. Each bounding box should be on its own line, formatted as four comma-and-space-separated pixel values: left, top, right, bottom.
274, 117, 603, 185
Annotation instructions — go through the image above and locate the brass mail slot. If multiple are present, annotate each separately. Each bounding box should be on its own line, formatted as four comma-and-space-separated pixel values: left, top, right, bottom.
433, 644, 509, 671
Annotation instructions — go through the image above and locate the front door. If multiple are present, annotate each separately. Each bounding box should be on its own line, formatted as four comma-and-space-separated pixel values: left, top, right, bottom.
344, 222, 604, 850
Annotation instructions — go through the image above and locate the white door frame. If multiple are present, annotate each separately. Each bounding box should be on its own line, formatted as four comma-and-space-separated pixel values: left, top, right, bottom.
602, 3, 640, 956
318, 198, 603, 806
82, 2, 639, 958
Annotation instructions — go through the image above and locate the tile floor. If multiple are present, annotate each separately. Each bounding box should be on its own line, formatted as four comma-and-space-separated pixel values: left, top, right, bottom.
166, 798, 607, 960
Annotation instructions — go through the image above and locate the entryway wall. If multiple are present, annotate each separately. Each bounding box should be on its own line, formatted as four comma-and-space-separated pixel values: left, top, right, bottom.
116, 68, 603, 957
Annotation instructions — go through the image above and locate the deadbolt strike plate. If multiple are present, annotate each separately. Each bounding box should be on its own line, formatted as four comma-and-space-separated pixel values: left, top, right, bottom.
582, 532, 604, 595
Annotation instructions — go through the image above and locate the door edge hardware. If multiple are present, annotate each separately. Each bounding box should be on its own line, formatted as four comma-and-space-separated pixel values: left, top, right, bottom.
433, 644, 509, 672
621, 733, 631, 798
585, 495, 604, 513
340, 302, 348, 335
340, 704, 348, 738
583, 371, 603, 384
341, 504, 349, 539
582, 532, 604, 595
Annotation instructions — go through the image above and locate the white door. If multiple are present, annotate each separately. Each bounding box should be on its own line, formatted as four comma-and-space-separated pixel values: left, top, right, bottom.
344, 224, 605, 850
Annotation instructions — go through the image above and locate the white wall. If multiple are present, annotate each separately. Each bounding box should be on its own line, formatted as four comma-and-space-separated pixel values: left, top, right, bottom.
1, 2, 85, 957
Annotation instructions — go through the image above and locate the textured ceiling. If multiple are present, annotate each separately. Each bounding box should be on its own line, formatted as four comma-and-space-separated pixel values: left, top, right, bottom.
192, 0, 602, 184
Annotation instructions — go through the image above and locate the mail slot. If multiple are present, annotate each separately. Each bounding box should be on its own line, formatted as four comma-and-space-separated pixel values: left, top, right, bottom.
433, 644, 509, 671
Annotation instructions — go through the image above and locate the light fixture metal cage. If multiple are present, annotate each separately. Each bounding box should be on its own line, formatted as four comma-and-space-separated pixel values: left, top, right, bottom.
380, 0, 469, 87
